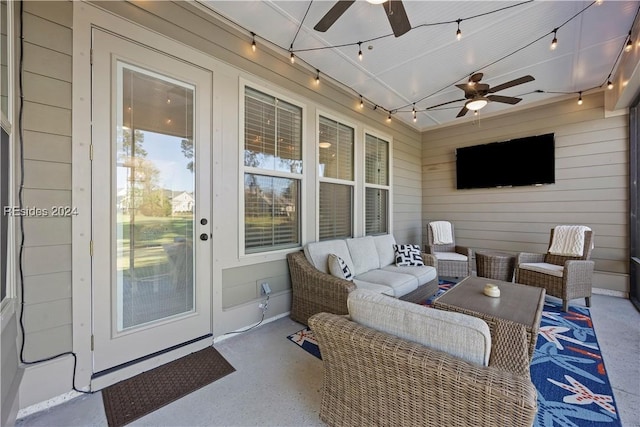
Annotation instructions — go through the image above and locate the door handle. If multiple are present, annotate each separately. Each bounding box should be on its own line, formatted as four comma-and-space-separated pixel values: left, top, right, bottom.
199, 233, 209, 241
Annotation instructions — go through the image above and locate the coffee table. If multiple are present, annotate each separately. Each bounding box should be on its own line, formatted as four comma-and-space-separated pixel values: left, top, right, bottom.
432, 276, 545, 360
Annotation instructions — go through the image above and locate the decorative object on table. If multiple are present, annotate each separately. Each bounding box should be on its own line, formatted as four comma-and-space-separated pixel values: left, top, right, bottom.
288, 281, 621, 427
515, 226, 594, 312
425, 220, 473, 278
476, 251, 516, 282
483, 283, 501, 297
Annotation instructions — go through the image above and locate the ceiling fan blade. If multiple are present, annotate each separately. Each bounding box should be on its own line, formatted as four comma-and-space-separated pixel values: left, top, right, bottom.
487, 95, 522, 105
488, 75, 535, 93
456, 106, 469, 118
385, 1, 411, 37
469, 73, 484, 83
314, 0, 355, 32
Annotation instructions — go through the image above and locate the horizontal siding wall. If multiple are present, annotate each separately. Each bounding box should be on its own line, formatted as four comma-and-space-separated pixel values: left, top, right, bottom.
422, 92, 628, 292
19, 1, 73, 361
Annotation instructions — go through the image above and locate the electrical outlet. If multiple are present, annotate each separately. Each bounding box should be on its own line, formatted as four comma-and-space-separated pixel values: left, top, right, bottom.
261, 282, 272, 295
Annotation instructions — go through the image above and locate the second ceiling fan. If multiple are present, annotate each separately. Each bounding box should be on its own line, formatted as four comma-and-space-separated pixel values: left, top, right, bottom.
453, 73, 535, 117
314, 0, 411, 38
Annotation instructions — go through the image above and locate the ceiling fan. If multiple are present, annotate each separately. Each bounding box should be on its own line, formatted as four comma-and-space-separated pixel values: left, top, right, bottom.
451, 73, 535, 117
314, 0, 411, 38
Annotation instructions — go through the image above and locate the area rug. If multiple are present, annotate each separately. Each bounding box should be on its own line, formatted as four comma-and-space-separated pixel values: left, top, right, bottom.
287, 282, 621, 426
101, 347, 235, 427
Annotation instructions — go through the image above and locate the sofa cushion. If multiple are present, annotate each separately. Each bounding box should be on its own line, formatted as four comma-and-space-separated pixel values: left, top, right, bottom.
353, 279, 395, 296
354, 269, 418, 297
347, 289, 491, 366
381, 264, 437, 286
328, 254, 353, 281
346, 236, 379, 275
394, 244, 424, 266
372, 234, 397, 267
434, 252, 468, 261
519, 262, 564, 278
304, 240, 355, 275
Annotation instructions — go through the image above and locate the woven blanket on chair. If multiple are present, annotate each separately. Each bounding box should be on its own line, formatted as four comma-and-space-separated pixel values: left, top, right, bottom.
430, 221, 453, 245
548, 225, 590, 256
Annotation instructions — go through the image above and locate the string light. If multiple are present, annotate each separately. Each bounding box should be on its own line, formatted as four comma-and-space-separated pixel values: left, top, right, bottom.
315, 69, 320, 85
595, 0, 604, 5
358, 42, 363, 61
577, 92, 583, 105
607, 80, 614, 90
251, 32, 256, 52
290, 52, 295, 64
359, 96, 364, 109
550, 29, 558, 50
412, 104, 417, 122
387, 113, 392, 122
456, 19, 462, 41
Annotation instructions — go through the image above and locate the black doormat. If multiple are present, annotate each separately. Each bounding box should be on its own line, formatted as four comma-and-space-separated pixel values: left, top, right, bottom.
101, 347, 235, 427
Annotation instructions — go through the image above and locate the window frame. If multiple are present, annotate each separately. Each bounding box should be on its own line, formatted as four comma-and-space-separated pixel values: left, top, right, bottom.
363, 129, 392, 236
316, 110, 357, 241
1, 0, 13, 309
239, 79, 306, 256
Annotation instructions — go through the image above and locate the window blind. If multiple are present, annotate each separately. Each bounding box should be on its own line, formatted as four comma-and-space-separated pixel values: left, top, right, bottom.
365, 187, 388, 235
319, 182, 352, 240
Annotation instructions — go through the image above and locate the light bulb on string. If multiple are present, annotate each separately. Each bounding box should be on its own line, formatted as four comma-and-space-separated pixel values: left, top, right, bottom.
315, 70, 320, 86
251, 32, 256, 52
358, 42, 363, 61
625, 33, 633, 52
550, 29, 558, 50
412, 105, 417, 123
290, 52, 295, 64
387, 113, 392, 123
577, 92, 583, 105
607, 80, 614, 90
456, 19, 462, 41
359, 96, 364, 109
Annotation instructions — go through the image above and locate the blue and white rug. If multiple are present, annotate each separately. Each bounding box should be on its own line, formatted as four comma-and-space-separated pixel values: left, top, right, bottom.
287, 282, 621, 426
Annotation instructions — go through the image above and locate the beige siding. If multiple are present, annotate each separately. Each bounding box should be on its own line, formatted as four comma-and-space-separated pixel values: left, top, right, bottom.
19, 1, 73, 361
422, 92, 628, 291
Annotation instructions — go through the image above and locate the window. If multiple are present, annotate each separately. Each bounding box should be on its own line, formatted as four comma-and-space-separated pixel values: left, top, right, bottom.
364, 133, 390, 235
318, 115, 354, 240
243, 86, 302, 253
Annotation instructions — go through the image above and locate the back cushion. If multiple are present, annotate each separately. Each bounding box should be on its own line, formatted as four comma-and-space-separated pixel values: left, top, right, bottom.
372, 234, 397, 267
346, 236, 379, 275
304, 240, 355, 275
348, 289, 491, 366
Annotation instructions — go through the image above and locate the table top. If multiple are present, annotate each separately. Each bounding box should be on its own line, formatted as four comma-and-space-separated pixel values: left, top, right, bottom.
475, 251, 516, 259
432, 276, 545, 327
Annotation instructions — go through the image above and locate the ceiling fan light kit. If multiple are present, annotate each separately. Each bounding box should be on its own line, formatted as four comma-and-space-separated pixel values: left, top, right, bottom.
465, 97, 488, 111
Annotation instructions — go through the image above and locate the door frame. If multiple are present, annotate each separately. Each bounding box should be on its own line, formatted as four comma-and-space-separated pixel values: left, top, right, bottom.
72, 4, 219, 390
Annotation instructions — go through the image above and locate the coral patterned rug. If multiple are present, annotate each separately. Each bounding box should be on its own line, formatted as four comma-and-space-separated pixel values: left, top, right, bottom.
287, 281, 621, 427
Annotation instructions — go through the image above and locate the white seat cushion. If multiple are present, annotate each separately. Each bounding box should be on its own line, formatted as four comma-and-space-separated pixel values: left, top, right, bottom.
434, 252, 468, 261
353, 279, 395, 296
348, 289, 491, 366
381, 264, 437, 286
354, 269, 418, 297
519, 262, 564, 278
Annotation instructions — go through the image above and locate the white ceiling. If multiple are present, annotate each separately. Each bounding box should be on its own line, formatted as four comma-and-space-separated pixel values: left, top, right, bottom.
201, 1, 639, 130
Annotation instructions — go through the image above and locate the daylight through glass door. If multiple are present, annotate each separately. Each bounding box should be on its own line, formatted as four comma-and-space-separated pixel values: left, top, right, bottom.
115, 63, 195, 330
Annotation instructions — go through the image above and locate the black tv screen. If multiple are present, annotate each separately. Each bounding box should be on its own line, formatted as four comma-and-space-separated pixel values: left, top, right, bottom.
456, 133, 555, 189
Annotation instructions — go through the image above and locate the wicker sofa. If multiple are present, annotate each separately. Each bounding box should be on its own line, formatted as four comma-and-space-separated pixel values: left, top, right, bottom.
309, 292, 538, 427
287, 234, 439, 325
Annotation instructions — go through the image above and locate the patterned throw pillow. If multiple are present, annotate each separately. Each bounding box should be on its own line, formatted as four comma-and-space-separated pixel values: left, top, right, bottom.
328, 253, 353, 281
394, 244, 425, 266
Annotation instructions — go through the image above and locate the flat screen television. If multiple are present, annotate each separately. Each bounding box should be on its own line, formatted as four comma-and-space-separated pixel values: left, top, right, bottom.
456, 133, 555, 189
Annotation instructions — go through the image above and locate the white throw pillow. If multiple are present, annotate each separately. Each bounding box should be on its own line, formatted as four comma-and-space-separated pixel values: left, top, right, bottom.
328, 253, 353, 281
394, 244, 424, 266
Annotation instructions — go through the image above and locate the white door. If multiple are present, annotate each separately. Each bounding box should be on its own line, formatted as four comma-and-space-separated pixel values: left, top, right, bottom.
91, 29, 212, 374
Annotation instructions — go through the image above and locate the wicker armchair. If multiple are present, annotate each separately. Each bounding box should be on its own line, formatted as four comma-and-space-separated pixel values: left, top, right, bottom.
515, 228, 594, 312
309, 312, 537, 427
287, 251, 438, 326
425, 221, 473, 278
